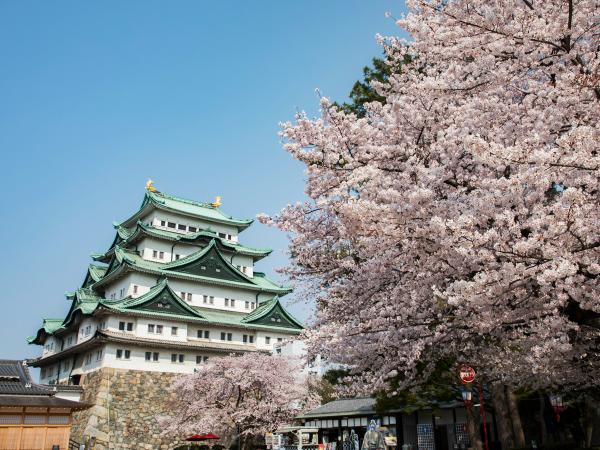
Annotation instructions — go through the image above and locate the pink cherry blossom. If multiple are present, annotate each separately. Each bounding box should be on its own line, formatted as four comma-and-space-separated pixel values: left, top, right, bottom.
160, 353, 319, 446
262, 0, 599, 393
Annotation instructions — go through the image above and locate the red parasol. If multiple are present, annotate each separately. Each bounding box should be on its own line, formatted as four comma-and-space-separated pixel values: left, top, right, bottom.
186, 433, 221, 442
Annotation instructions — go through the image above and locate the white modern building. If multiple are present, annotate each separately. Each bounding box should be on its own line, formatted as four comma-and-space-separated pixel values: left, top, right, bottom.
29, 184, 304, 385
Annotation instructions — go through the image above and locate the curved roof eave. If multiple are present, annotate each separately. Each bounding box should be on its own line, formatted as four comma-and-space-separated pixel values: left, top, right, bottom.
92, 246, 291, 295
115, 192, 254, 231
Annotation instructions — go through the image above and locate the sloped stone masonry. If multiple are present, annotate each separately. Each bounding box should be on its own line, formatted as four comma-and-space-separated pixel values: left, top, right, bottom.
70, 368, 186, 450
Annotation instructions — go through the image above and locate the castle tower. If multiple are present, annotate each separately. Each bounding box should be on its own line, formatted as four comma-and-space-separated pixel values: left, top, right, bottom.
28, 186, 303, 448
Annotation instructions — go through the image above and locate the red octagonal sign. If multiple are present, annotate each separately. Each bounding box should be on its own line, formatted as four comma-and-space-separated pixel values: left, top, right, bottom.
459, 365, 476, 384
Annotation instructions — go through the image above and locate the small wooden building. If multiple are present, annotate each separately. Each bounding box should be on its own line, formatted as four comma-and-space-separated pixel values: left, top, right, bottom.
0, 359, 88, 450
292, 397, 497, 450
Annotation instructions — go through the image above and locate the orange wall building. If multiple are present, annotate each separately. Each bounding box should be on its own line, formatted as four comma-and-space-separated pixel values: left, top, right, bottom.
0, 360, 88, 450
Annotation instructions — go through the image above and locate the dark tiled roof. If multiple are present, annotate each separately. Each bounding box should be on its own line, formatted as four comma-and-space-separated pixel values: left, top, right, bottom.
0, 360, 90, 411
300, 397, 377, 418
0, 360, 53, 396
0, 395, 90, 409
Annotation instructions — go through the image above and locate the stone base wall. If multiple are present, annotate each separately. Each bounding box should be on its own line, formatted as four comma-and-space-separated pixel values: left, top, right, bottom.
70, 368, 187, 450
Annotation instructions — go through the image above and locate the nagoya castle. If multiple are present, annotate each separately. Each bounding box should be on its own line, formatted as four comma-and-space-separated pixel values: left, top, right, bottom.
28, 181, 303, 449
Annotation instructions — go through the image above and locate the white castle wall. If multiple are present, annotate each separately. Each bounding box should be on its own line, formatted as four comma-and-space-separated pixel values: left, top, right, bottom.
102, 272, 267, 314
141, 210, 240, 242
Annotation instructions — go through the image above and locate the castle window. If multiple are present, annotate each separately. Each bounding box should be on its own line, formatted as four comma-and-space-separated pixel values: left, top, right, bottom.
159, 251, 164, 259
220, 332, 232, 341
265, 337, 271, 345
171, 353, 185, 363
245, 301, 249, 309
230, 299, 235, 307
125, 350, 130, 359
127, 322, 133, 332
187, 293, 192, 301
133, 285, 138, 294
189, 226, 197, 233
153, 250, 158, 258
175, 254, 180, 260
178, 224, 186, 231
116, 349, 123, 359
278, 338, 283, 342
197, 330, 209, 339
156, 325, 163, 334
145, 352, 151, 361
209, 296, 214, 305
153, 352, 159, 361
119, 321, 125, 331
224, 298, 229, 307
251, 302, 255, 309
168, 222, 176, 229
218, 232, 226, 239
195, 355, 209, 364
171, 327, 178, 336
160, 220, 166, 227
148, 324, 155, 333
249, 335, 254, 344
96, 349, 102, 361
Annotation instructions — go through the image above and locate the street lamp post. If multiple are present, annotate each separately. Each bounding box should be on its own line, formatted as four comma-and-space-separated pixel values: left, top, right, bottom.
458, 365, 489, 450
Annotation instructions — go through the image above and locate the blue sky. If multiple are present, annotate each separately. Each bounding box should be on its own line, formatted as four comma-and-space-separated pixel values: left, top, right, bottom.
0, 0, 406, 360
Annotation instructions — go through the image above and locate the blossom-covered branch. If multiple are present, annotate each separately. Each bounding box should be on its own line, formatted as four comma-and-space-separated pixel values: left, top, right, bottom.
262, 0, 600, 394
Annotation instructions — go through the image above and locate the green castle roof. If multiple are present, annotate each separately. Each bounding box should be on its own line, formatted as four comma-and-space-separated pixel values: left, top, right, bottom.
117, 191, 253, 230
93, 240, 291, 295
28, 280, 302, 345
29, 189, 301, 349
93, 221, 272, 265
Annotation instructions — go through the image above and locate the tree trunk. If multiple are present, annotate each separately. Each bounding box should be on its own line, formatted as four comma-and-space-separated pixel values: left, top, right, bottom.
538, 394, 547, 447
505, 386, 526, 448
490, 383, 515, 450
466, 406, 484, 450
582, 395, 596, 449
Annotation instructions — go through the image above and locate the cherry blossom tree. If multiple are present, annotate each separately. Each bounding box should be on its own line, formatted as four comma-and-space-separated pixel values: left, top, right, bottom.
160, 353, 318, 449
261, 0, 599, 415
